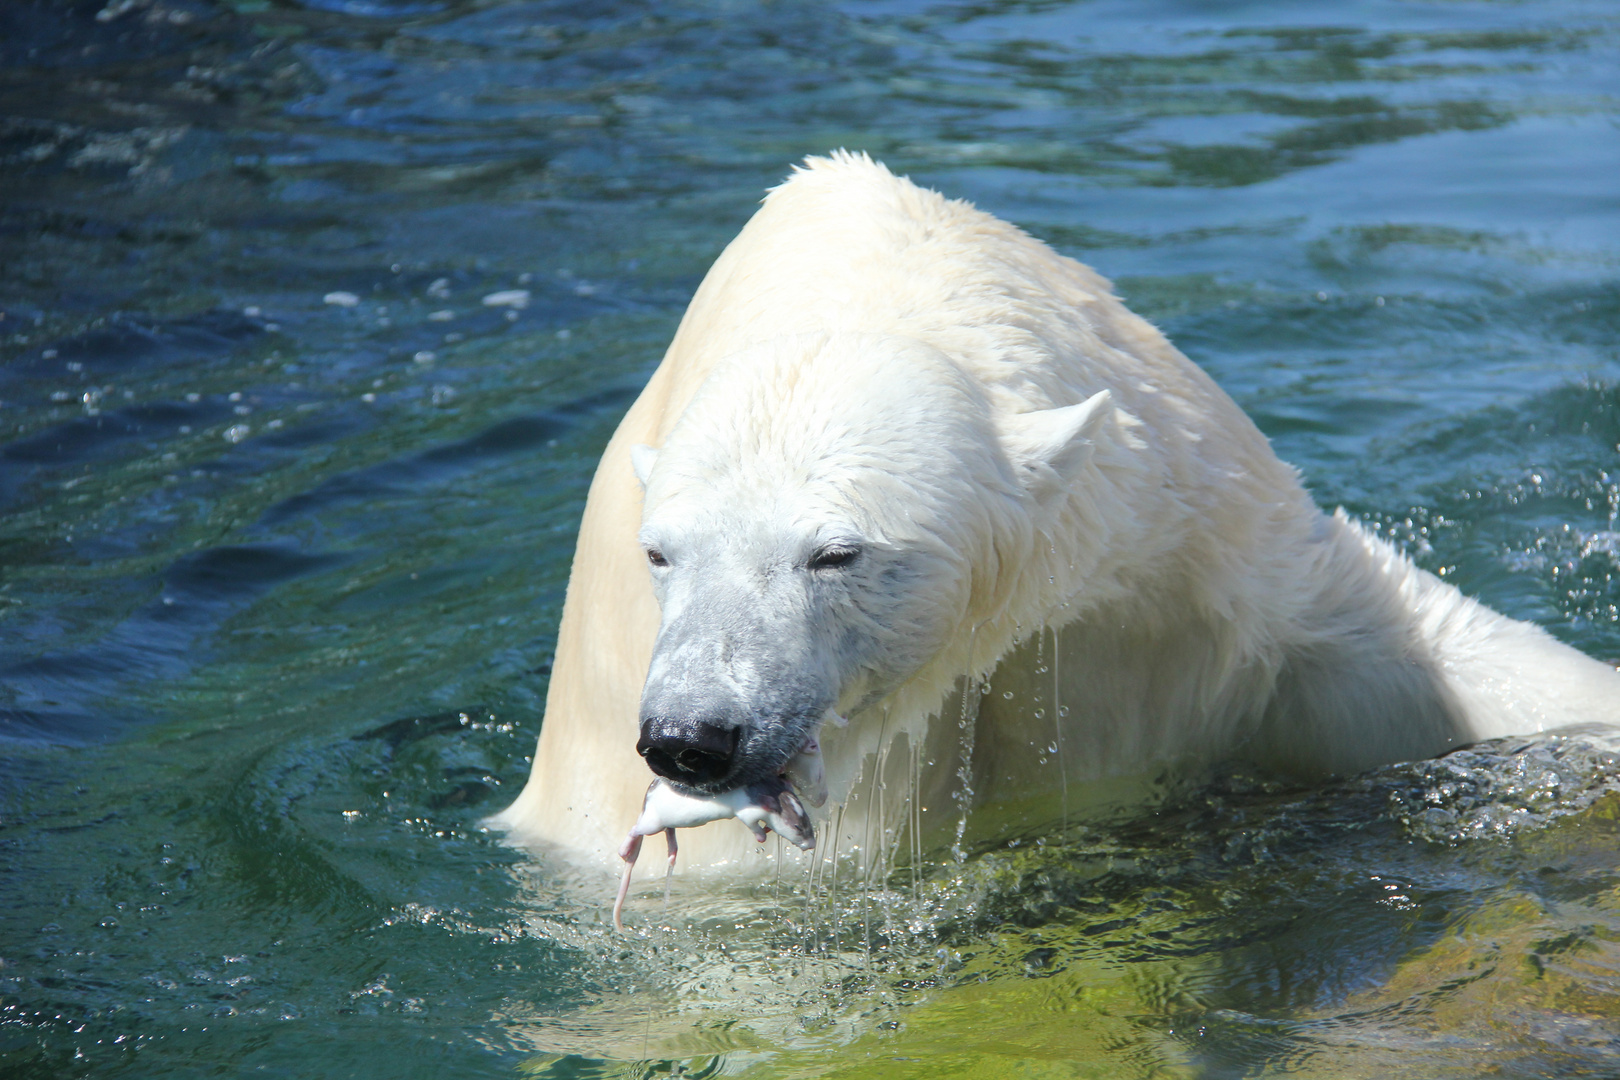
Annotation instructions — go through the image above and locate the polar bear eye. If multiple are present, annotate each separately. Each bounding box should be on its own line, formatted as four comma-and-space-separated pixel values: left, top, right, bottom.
646, 547, 669, 568
808, 546, 859, 570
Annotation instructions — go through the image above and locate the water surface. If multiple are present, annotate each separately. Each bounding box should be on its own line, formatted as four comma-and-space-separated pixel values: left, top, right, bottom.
2, 0, 1619, 1076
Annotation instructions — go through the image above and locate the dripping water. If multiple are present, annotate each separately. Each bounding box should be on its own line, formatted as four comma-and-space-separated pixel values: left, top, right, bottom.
825, 802, 845, 981
1052, 624, 1069, 831
910, 737, 923, 903
859, 707, 892, 972
952, 627, 981, 863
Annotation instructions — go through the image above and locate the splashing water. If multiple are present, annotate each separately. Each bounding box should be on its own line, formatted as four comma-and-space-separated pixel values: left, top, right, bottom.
503, 726, 1620, 1076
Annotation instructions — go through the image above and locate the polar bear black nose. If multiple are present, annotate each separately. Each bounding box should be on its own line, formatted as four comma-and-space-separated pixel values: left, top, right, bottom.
637, 718, 739, 787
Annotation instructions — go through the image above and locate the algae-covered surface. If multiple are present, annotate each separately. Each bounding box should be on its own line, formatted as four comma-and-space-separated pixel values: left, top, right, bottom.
3, 0, 1620, 1076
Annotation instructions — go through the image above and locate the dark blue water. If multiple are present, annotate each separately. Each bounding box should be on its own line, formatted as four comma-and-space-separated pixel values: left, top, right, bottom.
3, 1, 1619, 1076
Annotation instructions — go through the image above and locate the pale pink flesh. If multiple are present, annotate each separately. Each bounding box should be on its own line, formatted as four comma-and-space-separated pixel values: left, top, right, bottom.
612, 827, 677, 932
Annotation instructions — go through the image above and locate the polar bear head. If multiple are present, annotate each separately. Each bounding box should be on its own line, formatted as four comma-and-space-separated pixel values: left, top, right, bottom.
631, 332, 1112, 795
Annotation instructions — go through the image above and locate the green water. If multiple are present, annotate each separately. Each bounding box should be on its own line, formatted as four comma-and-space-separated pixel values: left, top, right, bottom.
3, 0, 1619, 1076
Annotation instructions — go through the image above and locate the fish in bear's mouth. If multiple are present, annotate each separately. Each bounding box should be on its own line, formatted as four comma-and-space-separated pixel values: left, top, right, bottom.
612, 727, 830, 931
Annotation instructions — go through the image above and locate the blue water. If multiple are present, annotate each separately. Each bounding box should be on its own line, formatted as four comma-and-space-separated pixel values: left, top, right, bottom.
2, 1, 1619, 1076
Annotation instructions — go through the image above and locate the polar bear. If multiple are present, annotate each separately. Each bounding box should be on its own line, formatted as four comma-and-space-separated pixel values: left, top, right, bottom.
491, 151, 1620, 878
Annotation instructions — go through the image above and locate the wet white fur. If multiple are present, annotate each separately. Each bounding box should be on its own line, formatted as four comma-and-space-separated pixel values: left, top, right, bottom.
491, 152, 1620, 872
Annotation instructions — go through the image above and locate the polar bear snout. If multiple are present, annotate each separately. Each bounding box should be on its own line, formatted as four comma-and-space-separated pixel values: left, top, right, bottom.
636, 715, 740, 788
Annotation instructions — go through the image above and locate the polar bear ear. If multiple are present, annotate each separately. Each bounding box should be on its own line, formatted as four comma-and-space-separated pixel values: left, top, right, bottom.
630, 443, 659, 488
1001, 390, 1113, 497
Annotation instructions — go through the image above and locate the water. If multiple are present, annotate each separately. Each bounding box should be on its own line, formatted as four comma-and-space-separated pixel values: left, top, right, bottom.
3, 0, 1619, 1075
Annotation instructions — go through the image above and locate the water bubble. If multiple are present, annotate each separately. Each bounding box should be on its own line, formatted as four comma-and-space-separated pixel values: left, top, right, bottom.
1002, 691, 1014, 700
223, 424, 250, 443
323, 291, 360, 307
